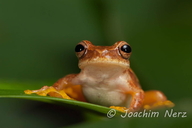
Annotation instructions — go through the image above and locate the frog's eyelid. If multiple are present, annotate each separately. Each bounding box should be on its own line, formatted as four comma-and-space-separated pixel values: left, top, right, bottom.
118, 42, 132, 59
75, 43, 87, 58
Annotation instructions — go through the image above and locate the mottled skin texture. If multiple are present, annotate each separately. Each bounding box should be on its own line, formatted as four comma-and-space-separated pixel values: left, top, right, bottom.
25, 40, 174, 112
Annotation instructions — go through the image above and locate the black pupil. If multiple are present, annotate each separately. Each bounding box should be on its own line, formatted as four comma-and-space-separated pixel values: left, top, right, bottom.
121, 45, 131, 53
75, 44, 85, 52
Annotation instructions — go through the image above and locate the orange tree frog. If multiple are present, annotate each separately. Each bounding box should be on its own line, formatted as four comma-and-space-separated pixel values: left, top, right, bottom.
25, 40, 174, 112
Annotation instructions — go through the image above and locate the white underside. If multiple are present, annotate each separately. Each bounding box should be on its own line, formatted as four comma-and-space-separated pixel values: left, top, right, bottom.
73, 64, 132, 107
82, 86, 132, 107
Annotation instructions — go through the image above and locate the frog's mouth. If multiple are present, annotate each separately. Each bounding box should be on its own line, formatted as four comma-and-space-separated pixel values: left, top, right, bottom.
78, 58, 130, 69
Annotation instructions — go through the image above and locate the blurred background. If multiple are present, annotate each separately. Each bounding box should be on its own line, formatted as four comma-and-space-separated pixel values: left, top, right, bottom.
0, 0, 192, 128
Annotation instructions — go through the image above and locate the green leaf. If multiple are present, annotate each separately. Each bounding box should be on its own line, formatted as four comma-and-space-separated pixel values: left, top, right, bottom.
0, 89, 115, 115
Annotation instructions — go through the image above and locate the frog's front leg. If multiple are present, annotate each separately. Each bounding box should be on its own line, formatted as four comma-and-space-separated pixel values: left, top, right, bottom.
24, 74, 86, 102
110, 90, 175, 112
110, 90, 145, 112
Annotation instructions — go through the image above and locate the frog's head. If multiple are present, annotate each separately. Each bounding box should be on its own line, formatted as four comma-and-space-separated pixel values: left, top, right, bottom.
75, 40, 132, 69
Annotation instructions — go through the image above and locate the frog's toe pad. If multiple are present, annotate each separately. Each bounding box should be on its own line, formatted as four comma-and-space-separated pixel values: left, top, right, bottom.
24, 86, 73, 100
24, 86, 51, 96
109, 106, 128, 113
144, 100, 175, 110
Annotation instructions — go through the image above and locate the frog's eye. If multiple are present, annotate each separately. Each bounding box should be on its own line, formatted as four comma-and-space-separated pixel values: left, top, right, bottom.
118, 42, 132, 59
121, 44, 132, 53
75, 43, 87, 58
75, 44, 85, 52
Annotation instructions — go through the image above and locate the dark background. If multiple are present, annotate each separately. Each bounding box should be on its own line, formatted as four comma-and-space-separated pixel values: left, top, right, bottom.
0, 0, 191, 127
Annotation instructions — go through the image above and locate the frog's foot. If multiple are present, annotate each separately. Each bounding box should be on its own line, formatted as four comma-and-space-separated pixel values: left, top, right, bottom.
24, 86, 73, 100
109, 106, 128, 113
143, 100, 175, 110
143, 90, 175, 110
